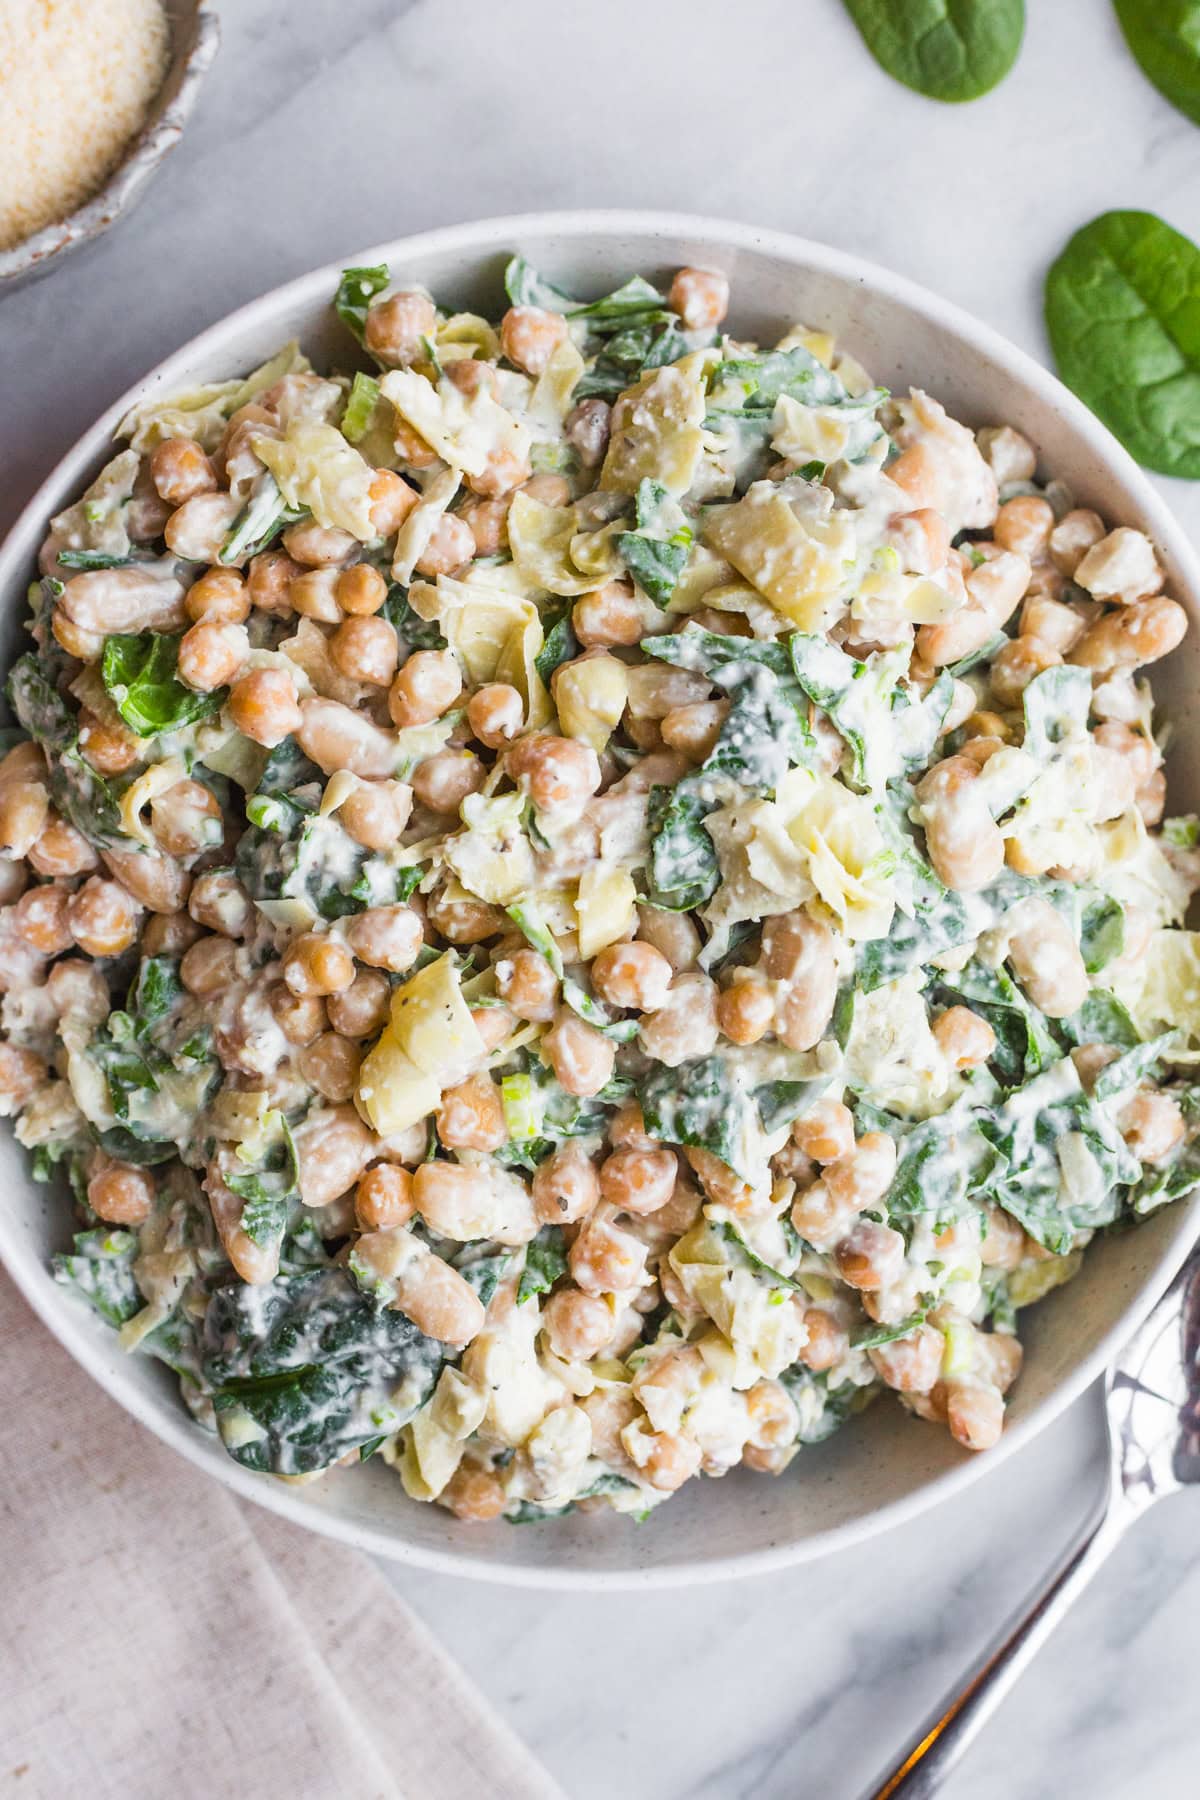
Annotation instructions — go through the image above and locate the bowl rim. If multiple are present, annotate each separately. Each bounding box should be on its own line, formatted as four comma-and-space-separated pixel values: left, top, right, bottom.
3, 206, 1198, 1588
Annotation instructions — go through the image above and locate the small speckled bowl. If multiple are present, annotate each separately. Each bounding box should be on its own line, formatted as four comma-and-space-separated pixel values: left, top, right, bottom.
0, 2, 220, 291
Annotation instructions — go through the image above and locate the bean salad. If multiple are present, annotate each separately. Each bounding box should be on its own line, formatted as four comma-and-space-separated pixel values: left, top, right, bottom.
7, 254, 1200, 1523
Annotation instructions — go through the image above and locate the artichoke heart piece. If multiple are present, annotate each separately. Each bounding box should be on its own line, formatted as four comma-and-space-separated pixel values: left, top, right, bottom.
356, 952, 484, 1134
380, 367, 530, 479
600, 355, 708, 498
703, 482, 854, 631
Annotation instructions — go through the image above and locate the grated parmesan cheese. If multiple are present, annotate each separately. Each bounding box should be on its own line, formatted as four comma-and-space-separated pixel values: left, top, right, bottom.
0, 0, 169, 252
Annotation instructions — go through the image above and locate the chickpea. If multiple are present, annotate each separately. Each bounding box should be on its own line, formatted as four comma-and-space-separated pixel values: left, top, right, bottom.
295, 1031, 361, 1102
522, 473, 571, 509
495, 947, 558, 1022
247, 550, 302, 615
635, 905, 700, 974
979, 1204, 1027, 1271
415, 513, 475, 579
393, 1247, 487, 1346
564, 397, 612, 468
1070, 596, 1188, 674
835, 1219, 906, 1291
338, 778, 413, 852
568, 1209, 648, 1296
1137, 769, 1167, 828
184, 568, 250, 625
354, 1163, 415, 1231
164, 492, 241, 563
792, 1099, 855, 1165
336, 563, 388, 618
500, 305, 569, 374
716, 977, 774, 1047
177, 620, 249, 692
442, 1464, 506, 1522
283, 522, 358, 569
368, 468, 420, 537
993, 494, 1054, 562
393, 416, 439, 471
289, 568, 342, 622
179, 934, 239, 996
269, 981, 327, 1048
989, 635, 1062, 707
87, 1155, 155, 1225
642, 1431, 702, 1493
1075, 526, 1163, 602
466, 683, 524, 749
28, 815, 96, 880
888, 506, 951, 575
150, 437, 217, 506
542, 1287, 613, 1360
411, 748, 485, 814
1120, 1090, 1186, 1164
946, 1384, 1005, 1452
445, 358, 499, 400
638, 972, 718, 1066
0, 1042, 47, 1113
326, 967, 390, 1038
915, 756, 1005, 894
437, 1072, 506, 1152
471, 1003, 514, 1052
977, 1331, 1023, 1394
51, 609, 103, 660
410, 1160, 493, 1239
933, 1005, 997, 1069
799, 1307, 849, 1373
364, 289, 437, 365
1095, 721, 1157, 791
976, 425, 1037, 487
293, 1103, 375, 1206
869, 1322, 945, 1393
388, 648, 463, 728
609, 1101, 659, 1153
459, 495, 508, 558
668, 266, 730, 331
591, 941, 672, 1013
1005, 896, 1088, 1018
1048, 508, 1105, 577
283, 931, 355, 996
337, 904, 419, 976
13, 884, 71, 954
763, 910, 837, 1051
600, 1147, 676, 1217
142, 910, 201, 956
660, 700, 727, 761
833, 1134, 900, 1212
1020, 594, 1086, 656
532, 1145, 601, 1225
573, 579, 643, 648
188, 869, 252, 938
745, 1379, 800, 1451
78, 711, 138, 776
686, 1146, 755, 1214
228, 668, 302, 748
297, 697, 401, 778
543, 1006, 616, 1097
67, 877, 140, 957
425, 884, 501, 945
330, 614, 399, 686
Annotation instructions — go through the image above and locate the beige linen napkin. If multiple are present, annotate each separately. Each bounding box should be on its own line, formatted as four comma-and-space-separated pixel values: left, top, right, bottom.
0, 1271, 564, 1800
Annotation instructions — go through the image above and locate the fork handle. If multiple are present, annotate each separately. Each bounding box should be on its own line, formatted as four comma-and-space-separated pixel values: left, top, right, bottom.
863, 1496, 1124, 1800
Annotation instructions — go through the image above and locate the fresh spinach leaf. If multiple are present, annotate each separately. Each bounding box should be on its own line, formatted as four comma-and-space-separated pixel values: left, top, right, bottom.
778, 1365, 867, 1445
640, 1056, 760, 1182
52, 1228, 142, 1326
533, 600, 579, 685
754, 1078, 830, 1136
1045, 210, 1200, 477
852, 1309, 929, 1350
102, 632, 225, 737
202, 1267, 445, 1475
333, 264, 391, 344
517, 1226, 568, 1303
6, 653, 74, 748
935, 959, 1061, 1084
1021, 664, 1092, 757
617, 478, 693, 604
225, 1117, 300, 1250
384, 586, 447, 650
1058, 988, 1142, 1050
220, 472, 303, 565
842, 0, 1025, 103
719, 1222, 805, 1292
1115, 1, 1200, 129
1079, 895, 1126, 974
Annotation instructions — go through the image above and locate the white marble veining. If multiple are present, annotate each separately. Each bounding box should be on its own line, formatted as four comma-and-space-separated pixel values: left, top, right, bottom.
3, 3, 1200, 1795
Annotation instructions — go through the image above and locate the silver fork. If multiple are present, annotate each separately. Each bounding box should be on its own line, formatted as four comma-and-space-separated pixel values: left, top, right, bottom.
864, 1251, 1200, 1800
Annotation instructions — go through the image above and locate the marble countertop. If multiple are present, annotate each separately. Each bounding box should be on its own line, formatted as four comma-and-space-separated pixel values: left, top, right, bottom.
4, 2, 1200, 1794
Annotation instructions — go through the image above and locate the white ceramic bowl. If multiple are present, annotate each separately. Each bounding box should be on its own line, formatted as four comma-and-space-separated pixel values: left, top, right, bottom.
3, 212, 1198, 1587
